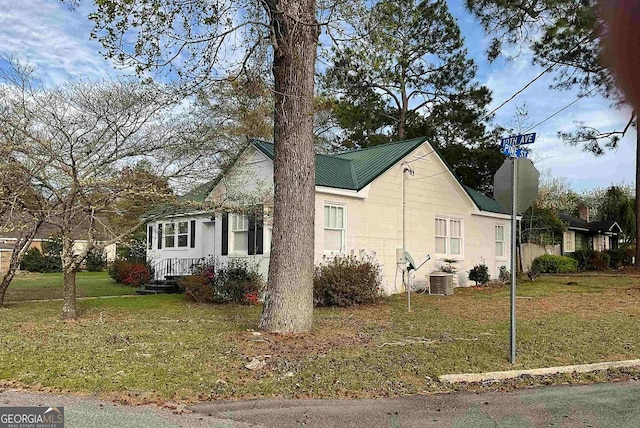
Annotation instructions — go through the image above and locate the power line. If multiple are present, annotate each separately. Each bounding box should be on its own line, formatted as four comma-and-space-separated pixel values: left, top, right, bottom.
405, 149, 436, 164
523, 86, 599, 133
409, 170, 449, 181
480, 35, 593, 121
480, 65, 554, 121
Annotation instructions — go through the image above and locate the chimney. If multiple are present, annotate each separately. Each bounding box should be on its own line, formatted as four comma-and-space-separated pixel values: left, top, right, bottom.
577, 203, 589, 222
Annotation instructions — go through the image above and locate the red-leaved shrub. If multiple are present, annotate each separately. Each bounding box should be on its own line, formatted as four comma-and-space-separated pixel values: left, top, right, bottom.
120, 264, 151, 287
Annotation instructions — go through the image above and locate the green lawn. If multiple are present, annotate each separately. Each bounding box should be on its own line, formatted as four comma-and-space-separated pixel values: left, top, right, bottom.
5, 271, 135, 301
0, 274, 639, 403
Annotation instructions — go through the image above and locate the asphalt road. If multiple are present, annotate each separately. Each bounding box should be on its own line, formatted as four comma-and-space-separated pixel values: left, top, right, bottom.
2, 380, 640, 427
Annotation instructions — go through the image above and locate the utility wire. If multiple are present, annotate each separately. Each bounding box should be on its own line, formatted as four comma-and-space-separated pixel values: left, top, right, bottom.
405, 149, 436, 164
479, 34, 593, 121
523, 86, 599, 133
480, 66, 555, 121
409, 170, 449, 181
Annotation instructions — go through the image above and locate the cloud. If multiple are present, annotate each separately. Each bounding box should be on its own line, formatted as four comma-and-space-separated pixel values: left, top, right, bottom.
0, 1, 118, 84
478, 47, 635, 193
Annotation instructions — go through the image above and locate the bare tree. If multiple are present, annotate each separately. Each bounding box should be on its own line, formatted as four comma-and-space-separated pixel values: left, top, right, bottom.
0, 60, 203, 319
0, 163, 46, 307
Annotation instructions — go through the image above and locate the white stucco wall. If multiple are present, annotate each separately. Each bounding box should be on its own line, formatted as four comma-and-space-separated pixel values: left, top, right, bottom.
313, 143, 512, 293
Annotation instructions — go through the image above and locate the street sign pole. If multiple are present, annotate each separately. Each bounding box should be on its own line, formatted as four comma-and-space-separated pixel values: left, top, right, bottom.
510, 157, 518, 364
494, 136, 540, 364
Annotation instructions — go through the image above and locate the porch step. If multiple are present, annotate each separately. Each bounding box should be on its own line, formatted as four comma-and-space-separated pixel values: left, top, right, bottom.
136, 279, 182, 295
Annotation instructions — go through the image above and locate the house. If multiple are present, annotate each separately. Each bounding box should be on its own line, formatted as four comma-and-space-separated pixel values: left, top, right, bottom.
0, 220, 118, 272
559, 206, 622, 255
146, 137, 513, 293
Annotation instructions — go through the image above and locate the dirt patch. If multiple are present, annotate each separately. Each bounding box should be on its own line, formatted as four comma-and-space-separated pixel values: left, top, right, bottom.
233, 304, 392, 361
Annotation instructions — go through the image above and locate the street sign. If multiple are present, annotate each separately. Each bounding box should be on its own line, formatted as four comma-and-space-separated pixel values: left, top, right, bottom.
500, 143, 530, 158
500, 133, 536, 158
500, 133, 536, 146
493, 158, 539, 213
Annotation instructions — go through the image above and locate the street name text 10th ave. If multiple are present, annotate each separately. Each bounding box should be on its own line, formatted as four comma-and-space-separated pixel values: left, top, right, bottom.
500, 133, 536, 146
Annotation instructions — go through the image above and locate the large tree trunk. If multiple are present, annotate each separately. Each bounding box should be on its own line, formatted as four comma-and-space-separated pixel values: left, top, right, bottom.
0, 220, 42, 307
259, 0, 318, 333
61, 237, 78, 320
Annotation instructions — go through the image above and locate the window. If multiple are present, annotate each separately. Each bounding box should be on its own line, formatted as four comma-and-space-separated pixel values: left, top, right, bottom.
231, 214, 248, 253
164, 223, 175, 248
495, 225, 505, 257
163, 221, 189, 249
147, 225, 153, 250
324, 204, 346, 253
435, 217, 463, 256
563, 231, 575, 252
177, 221, 188, 247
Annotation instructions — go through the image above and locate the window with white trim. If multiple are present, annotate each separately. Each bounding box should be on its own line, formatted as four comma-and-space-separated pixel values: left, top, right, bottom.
231, 213, 249, 253
495, 225, 505, 257
324, 204, 346, 253
163, 221, 190, 249
435, 217, 463, 256
177, 221, 189, 247
563, 231, 575, 253
164, 223, 176, 248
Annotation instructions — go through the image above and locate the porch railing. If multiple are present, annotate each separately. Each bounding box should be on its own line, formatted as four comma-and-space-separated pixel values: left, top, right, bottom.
149, 257, 209, 281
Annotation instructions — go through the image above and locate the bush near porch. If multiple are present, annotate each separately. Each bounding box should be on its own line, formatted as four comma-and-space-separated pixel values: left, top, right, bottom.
1, 274, 639, 403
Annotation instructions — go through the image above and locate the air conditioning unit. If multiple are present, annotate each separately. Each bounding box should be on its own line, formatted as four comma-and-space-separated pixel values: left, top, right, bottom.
429, 273, 454, 295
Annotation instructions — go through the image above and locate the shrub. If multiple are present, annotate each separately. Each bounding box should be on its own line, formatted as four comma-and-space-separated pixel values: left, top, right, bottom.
21, 248, 45, 272
605, 248, 629, 268
21, 246, 61, 273
121, 264, 151, 287
108, 259, 129, 283
109, 259, 151, 286
180, 258, 264, 305
468, 262, 490, 286
531, 254, 578, 274
590, 251, 611, 270
571, 250, 613, 271
498, 265, 510, 285
571, 250, 594, 271
313, 253, 382, 307
438, 258, 458, 274
86, 248, 106, 272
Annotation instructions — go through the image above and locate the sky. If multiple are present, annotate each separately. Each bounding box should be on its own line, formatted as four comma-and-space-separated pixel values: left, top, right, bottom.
0, 0, 635, 193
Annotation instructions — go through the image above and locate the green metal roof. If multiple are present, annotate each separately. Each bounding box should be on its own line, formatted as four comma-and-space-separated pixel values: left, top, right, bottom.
180, 138, 506, 215
253, 137, 427, 191
463, 185, 508, 214
331, 137, 427, 189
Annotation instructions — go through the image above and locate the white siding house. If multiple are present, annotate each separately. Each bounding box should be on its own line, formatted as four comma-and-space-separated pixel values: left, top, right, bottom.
147, 138, 512, 293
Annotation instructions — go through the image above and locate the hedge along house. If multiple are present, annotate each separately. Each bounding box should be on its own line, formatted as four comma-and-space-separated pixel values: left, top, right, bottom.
146, 137, 512, 293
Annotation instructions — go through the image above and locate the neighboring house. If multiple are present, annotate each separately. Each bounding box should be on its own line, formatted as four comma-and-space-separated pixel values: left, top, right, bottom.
146, 137, 513, 293
0, 220, 118, 272
558, 208, 622, 255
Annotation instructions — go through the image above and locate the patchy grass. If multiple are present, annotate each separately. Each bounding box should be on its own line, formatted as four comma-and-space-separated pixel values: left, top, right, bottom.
5, 272, 135, 302
0, 275, 639, 403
